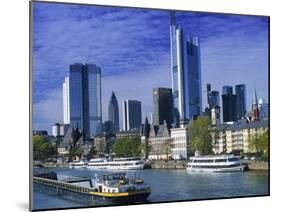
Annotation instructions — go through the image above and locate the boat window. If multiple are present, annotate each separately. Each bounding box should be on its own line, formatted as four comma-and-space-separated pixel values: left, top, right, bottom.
214, 159, 227, 163
228, 158, 239, 162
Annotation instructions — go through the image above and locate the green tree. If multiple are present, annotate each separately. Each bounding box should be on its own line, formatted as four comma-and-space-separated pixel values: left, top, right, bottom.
86, 146, 97, 160
68, 145, 83, 161
248, 130, 269, 161
33, 135, 56, 161
189, 116, 213, 155
111, 137, 142, 157
141, 140, 152, 160
161, 140, 172, 160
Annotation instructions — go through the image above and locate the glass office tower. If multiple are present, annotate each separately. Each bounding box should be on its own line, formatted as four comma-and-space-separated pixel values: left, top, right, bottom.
222, 86, 237, 122
235, 84, 246, 119
170, 12, 202, 125
153, 87, 174, 127
122, 100, 142, 131
69, 63, 102, 138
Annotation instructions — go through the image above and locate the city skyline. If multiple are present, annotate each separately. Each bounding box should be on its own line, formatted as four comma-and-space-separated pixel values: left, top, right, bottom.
32, 2, 269, 132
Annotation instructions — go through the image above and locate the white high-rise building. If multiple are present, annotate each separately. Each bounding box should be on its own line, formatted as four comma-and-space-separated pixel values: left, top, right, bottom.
122, 100, 142, 131
63, 76, 70, 124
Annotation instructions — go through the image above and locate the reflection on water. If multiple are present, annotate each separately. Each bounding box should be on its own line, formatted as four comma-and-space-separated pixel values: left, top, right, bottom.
33, 168, 269, 210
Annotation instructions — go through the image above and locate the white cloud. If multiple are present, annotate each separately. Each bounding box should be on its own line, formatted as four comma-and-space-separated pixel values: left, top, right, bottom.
33, 88, 63, 133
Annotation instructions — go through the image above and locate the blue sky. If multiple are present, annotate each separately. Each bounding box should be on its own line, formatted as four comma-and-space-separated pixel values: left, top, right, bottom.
32, 2, 269, 132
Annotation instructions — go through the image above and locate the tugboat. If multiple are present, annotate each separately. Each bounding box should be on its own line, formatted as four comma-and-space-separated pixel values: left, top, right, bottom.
90, 173, 151, 203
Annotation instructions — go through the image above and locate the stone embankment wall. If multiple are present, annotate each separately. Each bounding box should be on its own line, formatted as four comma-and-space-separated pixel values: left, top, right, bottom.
149, 161, 186, 169
245, 161, 268, 170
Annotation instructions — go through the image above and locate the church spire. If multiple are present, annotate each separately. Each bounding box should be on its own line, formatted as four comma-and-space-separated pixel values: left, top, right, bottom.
251, 88, 260, 122
252, 88, 258, 106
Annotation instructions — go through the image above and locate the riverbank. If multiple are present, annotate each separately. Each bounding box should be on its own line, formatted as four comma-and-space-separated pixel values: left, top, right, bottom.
245, 160, 269, 170
34, 160, 268, 171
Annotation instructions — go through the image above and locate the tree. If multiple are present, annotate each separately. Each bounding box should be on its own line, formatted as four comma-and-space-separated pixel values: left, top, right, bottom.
86, 146, 97, 160
33, 135, 56, 162
111, 137, 142, 157
188, 116, 213, 155
161, 140, 172, 160
248, 130, 269, 161
68, 145, 83, 161
141, 141, 152, 160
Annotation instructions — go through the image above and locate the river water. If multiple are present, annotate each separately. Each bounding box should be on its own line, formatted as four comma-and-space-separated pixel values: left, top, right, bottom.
33, 168, 269, 210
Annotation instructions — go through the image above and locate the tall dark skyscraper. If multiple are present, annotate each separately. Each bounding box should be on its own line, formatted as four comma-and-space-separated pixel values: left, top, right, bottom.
108, 91, 119, 132
122, 100, 142, 131
222, 86, 233, 95
235, 84, 246, 119
152, 88, 174, 127
170, 12, 202, 125
222, 86, 237, 122
206, 84, 219, 108
69, 63, 102, 138
209, 91, 220, 107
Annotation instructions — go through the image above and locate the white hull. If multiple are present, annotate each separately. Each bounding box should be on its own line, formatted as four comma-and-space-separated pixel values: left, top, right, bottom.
87, 166, 108, 170
107, 164, 145, 170
187, 165, 245, 173
86, 158, 145, 170
69, 165, 87, 169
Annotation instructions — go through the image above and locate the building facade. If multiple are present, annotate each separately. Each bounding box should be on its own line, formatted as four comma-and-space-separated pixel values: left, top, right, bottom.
211, 105, 221, 125
235, 84, 246, 119
222, 86, 233, 95
108, 92, 119, 132
258, 98, 268, 120
141, 123, 172, 160
122, 100, 142, 131
170, 12, 202, 125
152, 88, 174, 127
222, 86, 237, 122
69, 63, 102, 138
212, 120, 268, 154
63, 76, 70, 124
170, 127, 190, 160
206, 84, 219, 108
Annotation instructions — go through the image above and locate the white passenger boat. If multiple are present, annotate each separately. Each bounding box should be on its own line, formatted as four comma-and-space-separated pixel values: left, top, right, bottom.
69, 160, 88, 169
107, 157, 145, 170
186, 155, 245, 172
85, 157, 145, 170
87, 158, 109, 170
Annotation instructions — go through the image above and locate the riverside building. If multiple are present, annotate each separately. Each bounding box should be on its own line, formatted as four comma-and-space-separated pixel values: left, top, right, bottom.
212, 120, 268, 154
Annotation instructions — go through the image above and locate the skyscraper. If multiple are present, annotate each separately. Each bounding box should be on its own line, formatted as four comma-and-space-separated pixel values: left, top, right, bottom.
108, 91, 119, 132
122, 100, 142, 131
170, 12, 202, 125
258, 98, 268, 120
222, 86, 233, 95
222, 86, 237, 122
152, 88, 174, 127
63, 76, 70, 124
235, 84, 246, 119
209, 91, 220, 107
69, 63, 102, 138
